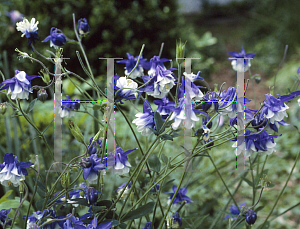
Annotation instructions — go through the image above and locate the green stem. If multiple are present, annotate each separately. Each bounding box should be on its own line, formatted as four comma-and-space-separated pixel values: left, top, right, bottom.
259, 151, 300, 228
249, 157, 256, 205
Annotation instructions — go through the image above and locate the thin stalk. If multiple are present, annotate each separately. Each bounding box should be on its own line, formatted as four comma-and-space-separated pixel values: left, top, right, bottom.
249, 157, 256, 205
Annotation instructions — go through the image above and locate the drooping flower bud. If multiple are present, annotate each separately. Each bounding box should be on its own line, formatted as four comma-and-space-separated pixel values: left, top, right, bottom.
0, 103, 7, 115
37, 88, 48, 103
68, 120, 85, 144
86, 187, 98, 205
78, 18, 90, 36
245, 209, 257, 225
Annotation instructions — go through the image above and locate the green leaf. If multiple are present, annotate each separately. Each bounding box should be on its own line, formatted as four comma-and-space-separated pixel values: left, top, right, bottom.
161, 134, 173, 141
35, 198, 45, 210
96, 200, 113, 208
147, 154, 161, 173
194, 214, 209, 227
241, 177, 253, 187
0, 190, 13, 204
255, 205, 265, 212
121, 202, 155, 222
91, 206, 106, 213
161, 154, 168, 165
154, 112, 164, 133
26, 98, 37, 113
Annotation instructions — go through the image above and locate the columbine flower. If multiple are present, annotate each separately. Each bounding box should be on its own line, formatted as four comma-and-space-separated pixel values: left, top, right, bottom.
0, 153, 33, 187
166, 185, 193, 205
245, 209, 257, 225
0, 209, 11, 227
24, 209, 61, 229
80, 154, 106, 184
178, 74, 204, 102
224, 202, 246, 220
150, 183, 160, 192
116, 181, 132, 196
86, 217, 113, 229
6, 10, 23, 24
172, 212, 182, 228
232, 129, 281, 157
87, 137, 102, 155
143, 222, 154, 229
169, 99, 206, 130
228, 47, 255, 72
68, 183, 86, 207
16, 18, 39, 49
0, 70, 40, 100
63, 216, 85, 229
78, 18, 90, 36
147, 56, 170, 77
259, 91, 300, 124
219, 87, 251, 118
202, 91, 219, 113
85, 187, 99, 205
114, 146, 137, 174
117, 53, 148, 79
42, 27, 66, 48
154, 96, 175, 116
141, 65, 176, 99
132, 100, 155, 136
114, 75, 138, 103
59, 95, 80, 118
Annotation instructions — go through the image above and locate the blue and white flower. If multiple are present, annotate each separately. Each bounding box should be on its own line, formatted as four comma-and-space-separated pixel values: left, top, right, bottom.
0, 70, 40, 100
0, 153, 33, 187
114, 146, 137, 174
78, 18, 90, 36
178, 74, 204, 102
117, 53, 148, 79
114, 75, 138, 103
202, 91, 220, 113
142, 65, 176, 99
63, 215, 85, 229
80, 154, 106, 184
169, 98, 206, 130
115, 181, 132, 197
0, 209, 11, 228
16, 18, 39, 49
147, 56, 170, 77
59, 95, 80, 118
172, 212, 182, 228
42, 27, 66, 48
132, 101, 155, 136
228, 47, 255, 72
142, 222, 154, 229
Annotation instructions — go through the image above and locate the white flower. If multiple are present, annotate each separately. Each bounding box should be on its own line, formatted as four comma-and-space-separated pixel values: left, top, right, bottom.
16, 18, 38, 37
116, 77, 138, 97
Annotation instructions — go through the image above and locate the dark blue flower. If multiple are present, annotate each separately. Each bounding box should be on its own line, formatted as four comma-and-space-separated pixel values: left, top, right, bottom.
60, 95, 80, 118
224, 202, 246, 220
117, 53, 148, 79
85, 187, 99, 205
0, 70, 40, 100
78, 18, 90, 36
245, 209, 257, 225
150, 183, 160, 192
114, 146, 137, 174
147, 56, 171, 77
63, 215, 86, 229
42, 27, 66, 48
142, 222, 154, 229
166, 185, 193, 205
202, 91, 219, 113
80, 154, 106, 184
132, 100, 155, 136
228, 47, 255, 72
172, 212, 182, 227
154, 96, 175, 116
88, 137, 102, 155
0, 209, 11, 227
72, 98, 80, 111
0, 153, 33, 187
24, 209, 61, 229
116, 181, 132, 196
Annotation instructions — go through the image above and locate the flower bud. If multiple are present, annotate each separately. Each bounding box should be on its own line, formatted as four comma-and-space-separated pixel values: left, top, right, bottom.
68, 120, 85, 144
176, 39, 186, 64
19, 182, 25, 194
61, 172, 70, 189
254, 75, 261, 84
0, 103, 7, 115
37, 88, 48, 103
245, 209, 257, 225
78, 18, 90, 36
39, 69, 50, 84
86, 187, 98, 205
130, 192, 135, 204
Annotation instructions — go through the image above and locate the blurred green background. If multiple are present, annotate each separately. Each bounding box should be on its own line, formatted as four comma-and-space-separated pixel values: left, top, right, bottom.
1, 0, 300, 228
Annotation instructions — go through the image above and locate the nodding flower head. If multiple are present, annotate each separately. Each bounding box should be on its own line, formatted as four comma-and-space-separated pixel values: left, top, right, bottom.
114, 75, 138, 103
42, 27, 66, 48
78, 18, 90, 36
85, 187, 99, 205
165, 185, 193, 206
117, 53, 148, 79
0, 70, 40, 100
16, 18, 38, 50
245, 209, 257, 225
224, 202, 246, 220
228, 47, 255, 72
132, 100, 155, 136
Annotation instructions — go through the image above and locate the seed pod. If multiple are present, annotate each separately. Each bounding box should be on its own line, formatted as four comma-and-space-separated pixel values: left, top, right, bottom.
0, 103, 7, 115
